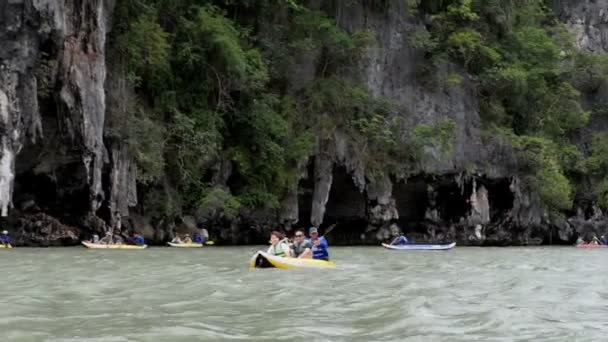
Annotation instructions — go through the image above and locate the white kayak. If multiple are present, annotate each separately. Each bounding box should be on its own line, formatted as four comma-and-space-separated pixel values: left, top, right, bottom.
81, 241, 147, 249
167, 242, 203, 248
382, 242, 456, 251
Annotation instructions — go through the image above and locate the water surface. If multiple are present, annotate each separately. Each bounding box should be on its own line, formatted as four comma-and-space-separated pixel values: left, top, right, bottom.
1, 246, 607, 341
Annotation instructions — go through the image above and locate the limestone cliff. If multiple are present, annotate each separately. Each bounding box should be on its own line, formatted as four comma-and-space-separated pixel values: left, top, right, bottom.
0, 0, 607, 245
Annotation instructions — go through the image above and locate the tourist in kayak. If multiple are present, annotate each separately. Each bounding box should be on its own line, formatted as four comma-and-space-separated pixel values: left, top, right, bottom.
267, 231, 292, 257
291, 230, 312, 258
309, 227, 329, 261
130, 232, 145, 246
0, 230, 11, 246
591, 234, 601, 245
183, 234, 193, 244
390, 232, 409, 246
99, 232, 113, 244
113, 231, 124, 245
193, 231, 206, 244
171, 233, 183, 244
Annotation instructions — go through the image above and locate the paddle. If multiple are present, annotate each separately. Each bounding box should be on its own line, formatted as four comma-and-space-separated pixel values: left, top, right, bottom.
321, 223, 338, 238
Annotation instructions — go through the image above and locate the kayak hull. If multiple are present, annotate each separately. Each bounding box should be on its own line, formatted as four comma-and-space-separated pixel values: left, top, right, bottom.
382, 242, 456, 250
0, 244, 12, 249
249, 251, 336, 269
576, 244, 608, 248
168, 242, 203, 248
81, 241, 147, 249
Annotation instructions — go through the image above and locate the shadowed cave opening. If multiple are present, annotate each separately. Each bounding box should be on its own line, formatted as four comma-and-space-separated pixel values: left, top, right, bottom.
297, 166, 367, 244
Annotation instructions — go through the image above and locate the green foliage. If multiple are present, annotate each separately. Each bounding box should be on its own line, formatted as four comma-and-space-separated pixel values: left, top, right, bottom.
496, 131, 573, 213
585, 132, 608, 175
109, 0, 377, 217
126, 112, 166, 184
416, 0, 602, 213
197, 187, 242, 220
411, 118, 457, 156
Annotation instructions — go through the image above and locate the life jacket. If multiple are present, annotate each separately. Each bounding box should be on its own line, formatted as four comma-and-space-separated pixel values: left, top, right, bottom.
270, 243, 286, 257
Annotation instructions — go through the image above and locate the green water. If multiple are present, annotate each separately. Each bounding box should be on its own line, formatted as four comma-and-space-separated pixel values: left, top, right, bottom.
1, 246, 607, 341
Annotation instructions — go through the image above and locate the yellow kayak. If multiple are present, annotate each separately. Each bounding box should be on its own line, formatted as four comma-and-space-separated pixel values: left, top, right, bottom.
249, 251, 336, 269
0, 244, 12, 249
81, 241, 147, 249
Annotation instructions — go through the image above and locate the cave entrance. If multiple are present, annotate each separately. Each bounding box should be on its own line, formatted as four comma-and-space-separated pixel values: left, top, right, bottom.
298, 165, 367, 244
296, 161, 315, 229
394, 175, 429, 233
322, 167, 367, 244
434, 178, 472, 223
479, 178, 514, 222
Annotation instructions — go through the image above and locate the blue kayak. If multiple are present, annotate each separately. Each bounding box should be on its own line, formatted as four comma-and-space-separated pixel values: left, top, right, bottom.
382, 242, 456, 250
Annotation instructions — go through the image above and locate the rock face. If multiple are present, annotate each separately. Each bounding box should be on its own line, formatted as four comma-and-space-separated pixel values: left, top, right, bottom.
1, 0, 607, 245
0, 0, 123, 245
552, 0, 608, 54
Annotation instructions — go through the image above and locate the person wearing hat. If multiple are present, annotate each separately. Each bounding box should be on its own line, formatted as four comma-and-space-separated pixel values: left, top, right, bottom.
308, 227, 329, 261
0, 230, 11, 247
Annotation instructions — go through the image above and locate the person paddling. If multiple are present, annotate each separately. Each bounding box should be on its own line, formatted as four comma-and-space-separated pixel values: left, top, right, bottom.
193, 231, 205, 244
99, 232, 113, 245
130, 232, 145, 246
390, 232, 409, 246
267, 231, 291, 257
0, 230, 11, 247
308, 227, 329, 261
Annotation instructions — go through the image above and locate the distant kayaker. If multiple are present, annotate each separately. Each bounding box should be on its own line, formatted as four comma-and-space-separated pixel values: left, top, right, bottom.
390, 233, 409, 246
591, 235, 601, 245
92, 234, 100, 243
183, 234, 193, 244
193, 231, 205, 244
0, 230, 11, 246
267, 231, 291, 257
602, 235, 608, 246
171, 234, 183, 244
113, 232, 124, 245
308, 227, 329, 261
99, 232, 113, 244
130, 233, 145, 246
291, 230, 312, 258
575, 236, 585, 246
